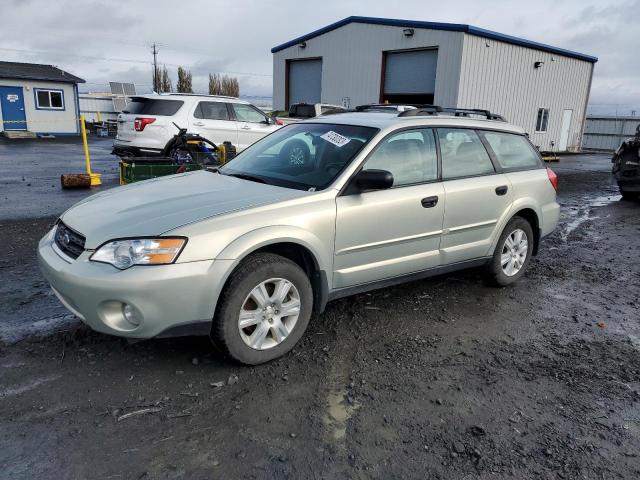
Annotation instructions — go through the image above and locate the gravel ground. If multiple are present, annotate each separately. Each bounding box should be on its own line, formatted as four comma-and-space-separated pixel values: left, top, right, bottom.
1, 150, 639, 479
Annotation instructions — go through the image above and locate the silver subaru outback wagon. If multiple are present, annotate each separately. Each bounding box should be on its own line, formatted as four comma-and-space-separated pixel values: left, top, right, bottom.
38, 106, 560, 364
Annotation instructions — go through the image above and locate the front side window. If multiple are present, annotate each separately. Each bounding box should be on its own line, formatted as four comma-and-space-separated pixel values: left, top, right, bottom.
220, 123, 378, 191
35, 89, 64, 110
233, 104, 267, 123
438, 128, 494, 179
194, 101, 229, 120
482, 131, 542, 170
363, 129, 437, 187
535, 108, 549, 132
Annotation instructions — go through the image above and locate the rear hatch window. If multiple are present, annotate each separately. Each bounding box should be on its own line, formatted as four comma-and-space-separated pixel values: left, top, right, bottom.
122, 98, 184, 116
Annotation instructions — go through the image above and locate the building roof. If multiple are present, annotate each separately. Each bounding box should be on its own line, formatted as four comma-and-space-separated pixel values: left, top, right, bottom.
271, 16, 598, 63
0, 61, 85, 83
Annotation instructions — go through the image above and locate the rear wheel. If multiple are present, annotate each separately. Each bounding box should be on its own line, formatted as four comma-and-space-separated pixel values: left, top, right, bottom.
487, 217, 534, 286
211, 253, 313, 365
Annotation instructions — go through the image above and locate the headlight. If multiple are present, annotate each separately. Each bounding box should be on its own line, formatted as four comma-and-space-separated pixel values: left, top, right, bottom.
90, 238, 186, 269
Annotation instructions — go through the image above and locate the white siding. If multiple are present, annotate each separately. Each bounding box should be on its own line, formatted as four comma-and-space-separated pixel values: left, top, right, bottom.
457, 34, 593, 151
273, 23, 464, 110
0, 79, 78, 134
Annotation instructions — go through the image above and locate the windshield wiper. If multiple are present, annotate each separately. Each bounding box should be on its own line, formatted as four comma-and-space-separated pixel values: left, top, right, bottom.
224, 172, 268, 184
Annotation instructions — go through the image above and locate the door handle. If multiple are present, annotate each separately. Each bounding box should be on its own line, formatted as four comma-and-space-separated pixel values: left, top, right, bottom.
495, 185, 508, 196
241, 125, 251, 130
192, 121, 204, 127
421, 196, 439, 208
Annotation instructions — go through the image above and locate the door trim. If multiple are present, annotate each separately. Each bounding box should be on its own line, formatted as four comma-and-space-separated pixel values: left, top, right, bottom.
328, 257, 490, 302
335, 228, 443, 255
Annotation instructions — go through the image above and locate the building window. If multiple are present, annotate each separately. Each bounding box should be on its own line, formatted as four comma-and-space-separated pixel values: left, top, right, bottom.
535, 108, 549, 132
35, 89, 65, 110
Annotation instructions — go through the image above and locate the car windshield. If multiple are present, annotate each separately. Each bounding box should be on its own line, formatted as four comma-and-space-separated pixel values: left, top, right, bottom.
219, 123, 378, 191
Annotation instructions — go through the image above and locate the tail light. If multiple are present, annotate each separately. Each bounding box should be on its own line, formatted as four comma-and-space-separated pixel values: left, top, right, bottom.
134, 117, 156, 132
275, 118, 284, 126
546, 167, 558, 191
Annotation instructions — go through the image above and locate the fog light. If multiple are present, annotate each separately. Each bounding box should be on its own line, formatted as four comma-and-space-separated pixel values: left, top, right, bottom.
122, 304, 142, 326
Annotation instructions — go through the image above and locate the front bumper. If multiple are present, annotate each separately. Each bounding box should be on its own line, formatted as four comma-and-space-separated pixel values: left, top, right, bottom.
37, 227, 224, 339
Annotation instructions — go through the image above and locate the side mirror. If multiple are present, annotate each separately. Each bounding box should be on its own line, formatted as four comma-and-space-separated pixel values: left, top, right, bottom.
355, 169, 393, 191
263, 116, 273, 125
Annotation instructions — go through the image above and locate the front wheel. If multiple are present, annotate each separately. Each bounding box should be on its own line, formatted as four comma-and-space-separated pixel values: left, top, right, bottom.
211, 253, 313, 365
487, 217, 534, 286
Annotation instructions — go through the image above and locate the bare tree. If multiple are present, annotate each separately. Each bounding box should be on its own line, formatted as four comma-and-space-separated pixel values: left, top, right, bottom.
208, 73, 222, 95
220, 75, 240, 97
160, 65, 172, 93
176, 67, 193, 93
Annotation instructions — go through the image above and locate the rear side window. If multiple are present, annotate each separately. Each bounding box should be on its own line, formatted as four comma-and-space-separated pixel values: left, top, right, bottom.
482, 132, 541, 170
194, 101, 230, 120
123, 99, 184, 116
438, 128, 494, 179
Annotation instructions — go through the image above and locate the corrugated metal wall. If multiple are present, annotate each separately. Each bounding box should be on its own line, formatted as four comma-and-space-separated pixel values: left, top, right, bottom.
582, 116, 640, 151
457, 34, 593, 151
272, 23, 464, 110
79, 95, 118, 122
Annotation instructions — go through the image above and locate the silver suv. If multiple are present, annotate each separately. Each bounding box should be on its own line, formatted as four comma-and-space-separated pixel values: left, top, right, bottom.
39, 107, 560, 364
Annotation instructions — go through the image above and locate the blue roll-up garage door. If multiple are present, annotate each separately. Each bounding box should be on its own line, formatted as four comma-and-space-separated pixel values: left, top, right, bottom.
383, 49, 438, 103
288, 59, 322, 107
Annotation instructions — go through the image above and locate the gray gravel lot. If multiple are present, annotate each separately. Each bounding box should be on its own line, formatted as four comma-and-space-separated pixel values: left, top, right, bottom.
0, 141, 639, 479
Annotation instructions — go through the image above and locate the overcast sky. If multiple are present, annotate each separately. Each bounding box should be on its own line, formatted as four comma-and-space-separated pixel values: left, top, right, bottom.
1, 0, 638, 113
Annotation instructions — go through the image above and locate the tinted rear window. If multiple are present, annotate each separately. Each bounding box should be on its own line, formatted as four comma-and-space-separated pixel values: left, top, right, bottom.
122, 99, 184, 116
290, 105, 316, 118
482, 132, 542, 170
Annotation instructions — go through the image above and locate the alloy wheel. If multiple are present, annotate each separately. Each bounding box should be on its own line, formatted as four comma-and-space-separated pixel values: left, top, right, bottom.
501, 228, 528, 276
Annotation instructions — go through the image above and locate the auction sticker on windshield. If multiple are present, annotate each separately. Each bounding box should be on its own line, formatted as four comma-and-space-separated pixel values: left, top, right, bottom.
321, 131, 351, 147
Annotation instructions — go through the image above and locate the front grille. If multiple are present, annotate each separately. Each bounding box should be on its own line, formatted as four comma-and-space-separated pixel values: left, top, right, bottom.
54, 222, 86, 259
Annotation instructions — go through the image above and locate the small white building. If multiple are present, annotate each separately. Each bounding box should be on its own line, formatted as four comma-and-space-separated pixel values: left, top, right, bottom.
272, 17, 598, 151
0, 61, 85, 137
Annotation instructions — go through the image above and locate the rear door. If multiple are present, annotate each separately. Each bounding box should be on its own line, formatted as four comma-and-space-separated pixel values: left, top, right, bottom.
231, 103, 279, 151
437, 128, 513, 265
116, 97, 184, 151
189, 101, 238, 146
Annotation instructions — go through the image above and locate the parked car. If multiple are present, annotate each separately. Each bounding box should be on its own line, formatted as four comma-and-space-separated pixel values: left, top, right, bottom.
113, 93, 280, 156
611, 124, 640, 200
39, 107, 560, 365
277, 102, 347, 125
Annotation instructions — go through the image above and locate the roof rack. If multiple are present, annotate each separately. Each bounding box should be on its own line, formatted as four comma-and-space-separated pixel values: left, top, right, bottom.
398, 104, 506, 121
355, 103, 420, 112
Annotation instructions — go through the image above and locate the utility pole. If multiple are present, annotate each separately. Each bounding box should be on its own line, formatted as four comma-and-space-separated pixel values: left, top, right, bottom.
151, 43, 158, 92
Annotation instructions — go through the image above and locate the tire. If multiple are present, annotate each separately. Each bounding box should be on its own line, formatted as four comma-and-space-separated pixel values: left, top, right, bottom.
620, 189, 639, 201
280, 139, 310, 167
487, 217, 534, 287
211, 253, 313, 365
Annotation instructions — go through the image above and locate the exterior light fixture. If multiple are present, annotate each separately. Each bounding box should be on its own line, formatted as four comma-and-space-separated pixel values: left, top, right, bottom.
403, 28, 414, 37
534, 61, 545, 69
299, 41, 307, 49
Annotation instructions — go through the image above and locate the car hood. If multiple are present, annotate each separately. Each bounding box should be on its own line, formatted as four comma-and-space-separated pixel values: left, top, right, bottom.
61, 170, 310, 248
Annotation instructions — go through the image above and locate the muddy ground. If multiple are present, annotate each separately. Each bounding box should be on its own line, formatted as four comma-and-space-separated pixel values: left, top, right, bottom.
1, 151, 639, 479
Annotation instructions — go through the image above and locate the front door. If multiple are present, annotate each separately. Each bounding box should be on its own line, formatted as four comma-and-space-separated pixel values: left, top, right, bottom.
436, 128, 513, 265
0, 86, 27, 131
231, 103, 278, 151
334, 128, 444, 288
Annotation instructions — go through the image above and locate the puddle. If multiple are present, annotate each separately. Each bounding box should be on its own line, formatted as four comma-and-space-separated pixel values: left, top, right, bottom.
324, 388, 359, 441
560, 193, 621, 241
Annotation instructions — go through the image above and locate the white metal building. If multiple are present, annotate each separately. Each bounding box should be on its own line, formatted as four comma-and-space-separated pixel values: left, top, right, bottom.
272, 17, 598, 152
0, 61, 85, 137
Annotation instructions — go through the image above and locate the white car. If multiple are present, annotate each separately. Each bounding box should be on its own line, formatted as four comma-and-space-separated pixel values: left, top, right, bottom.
113, 93, 281, 156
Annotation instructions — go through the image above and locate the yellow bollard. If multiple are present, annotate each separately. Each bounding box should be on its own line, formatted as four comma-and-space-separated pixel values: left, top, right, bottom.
96, 111, 101, 123
80, 115, 102, 186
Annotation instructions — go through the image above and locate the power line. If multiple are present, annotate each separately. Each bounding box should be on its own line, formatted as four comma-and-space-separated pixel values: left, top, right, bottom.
0, 46, 273, 78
